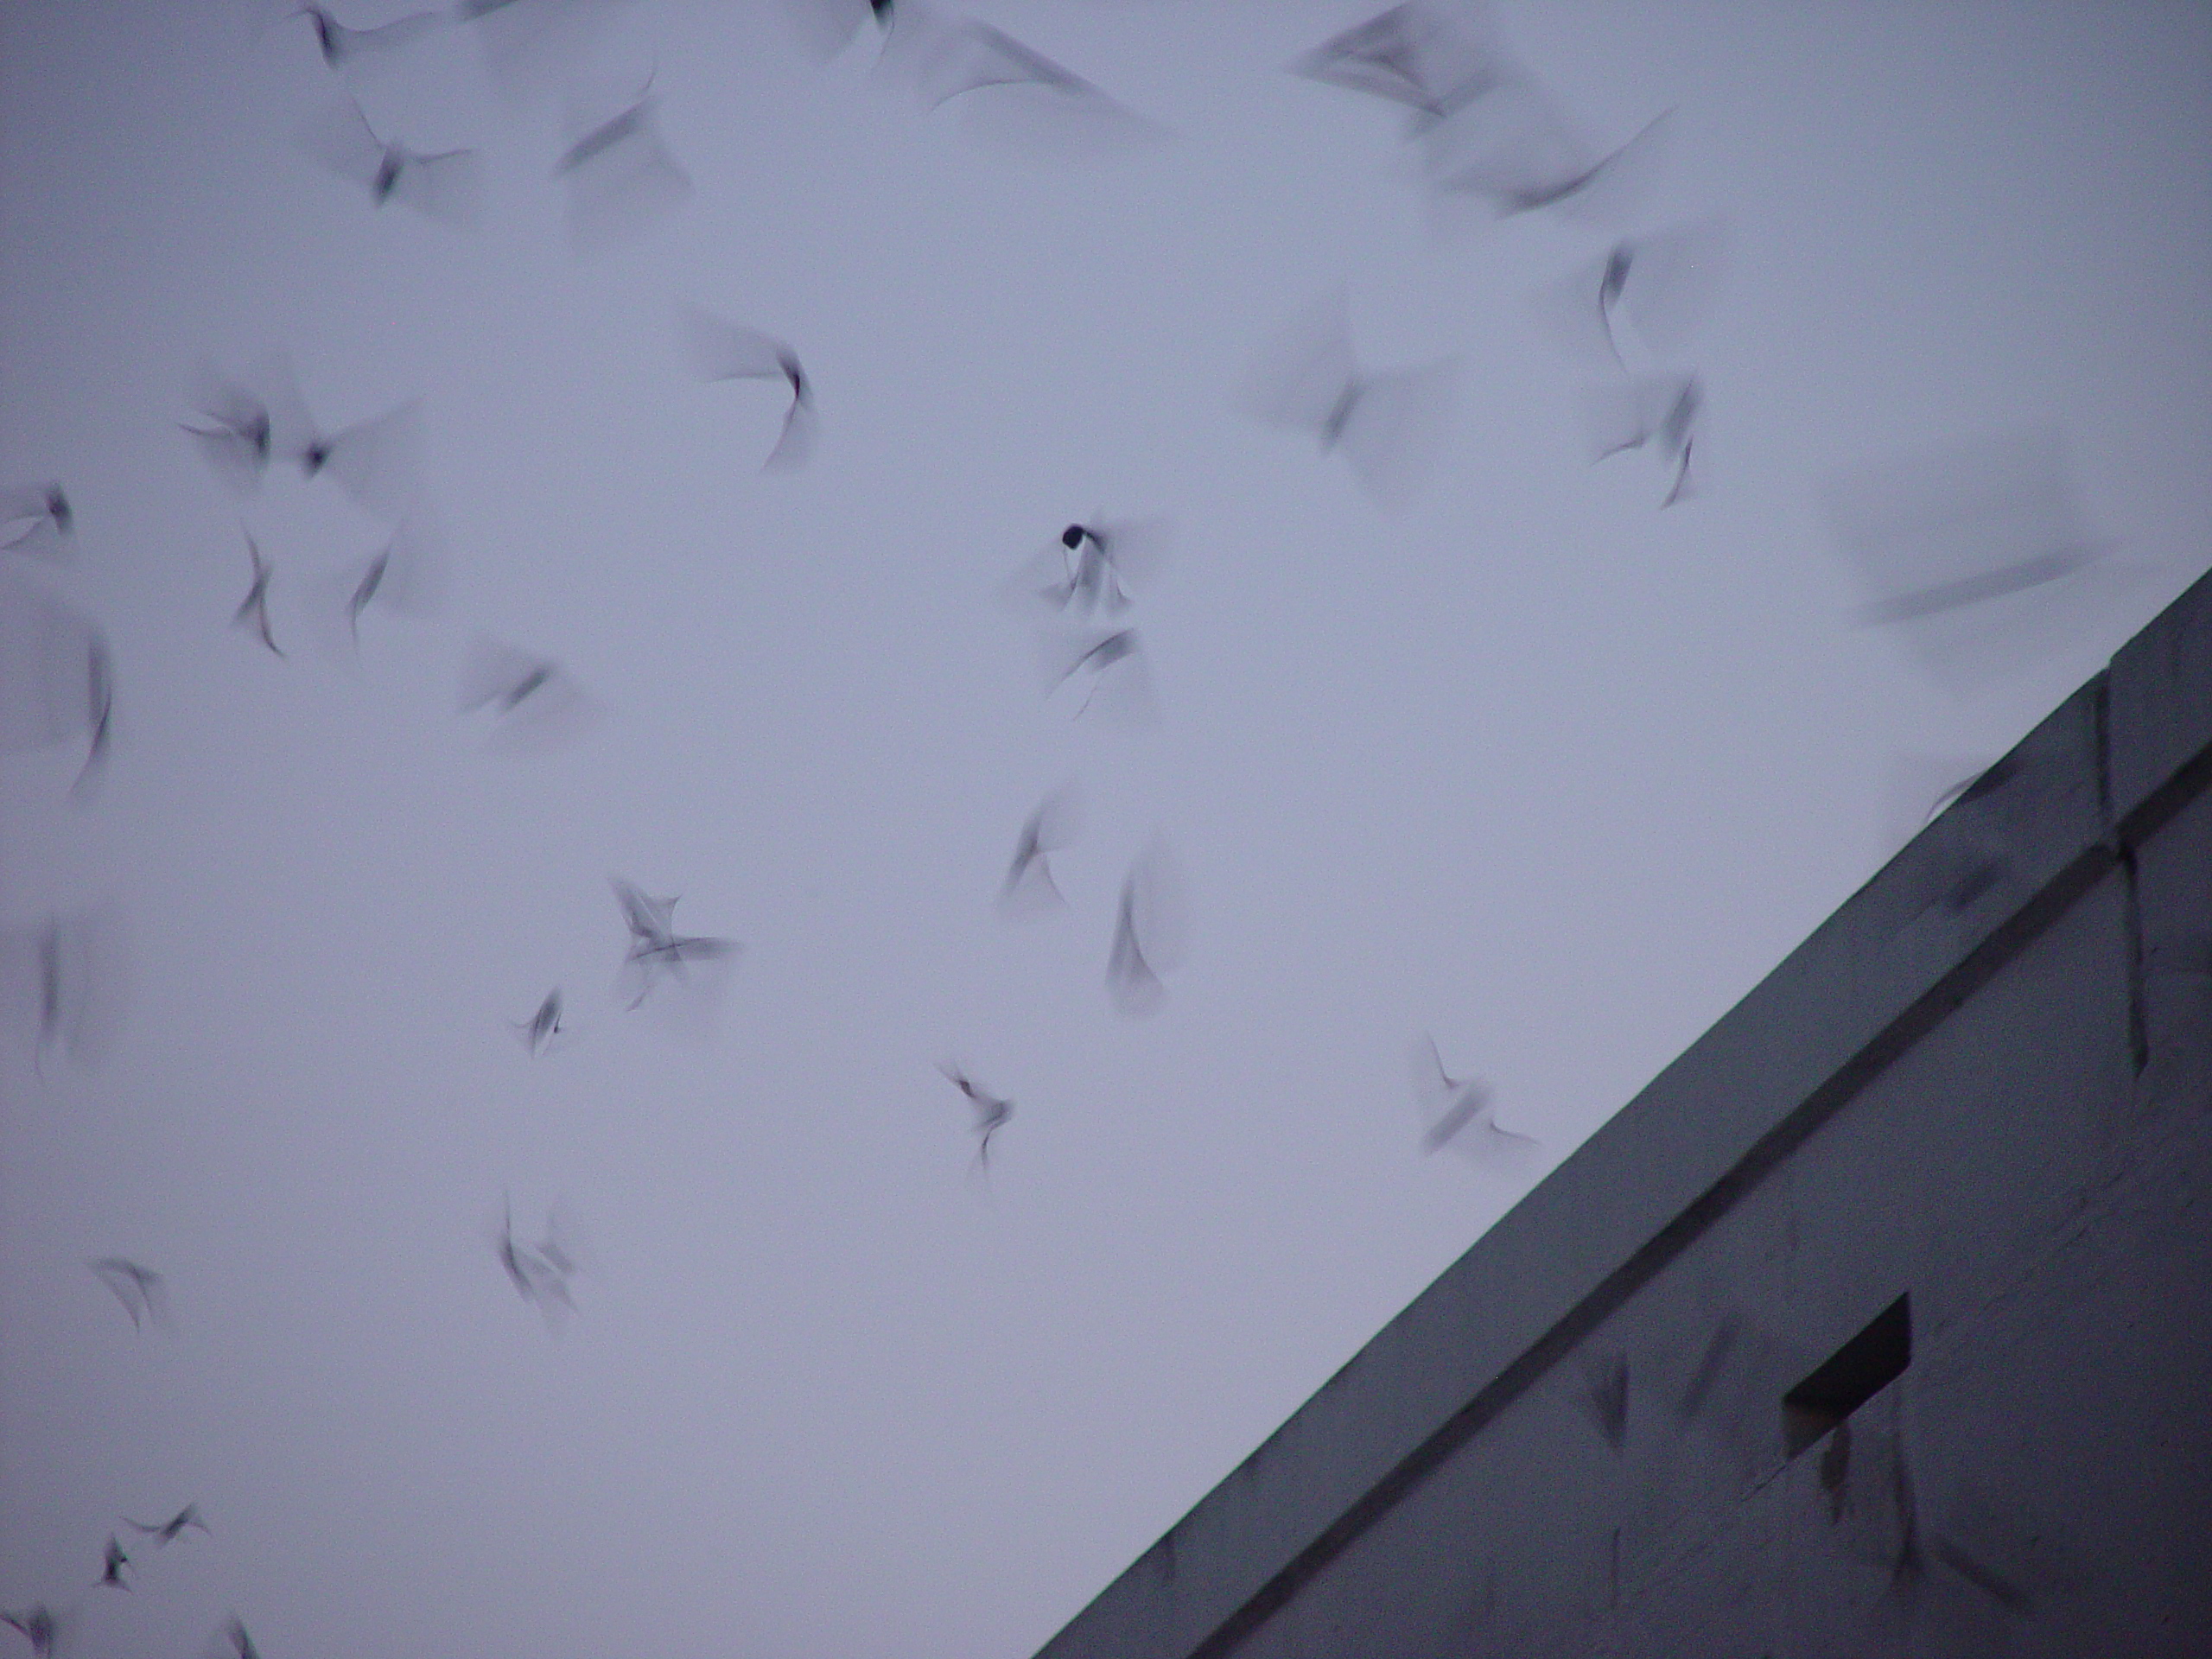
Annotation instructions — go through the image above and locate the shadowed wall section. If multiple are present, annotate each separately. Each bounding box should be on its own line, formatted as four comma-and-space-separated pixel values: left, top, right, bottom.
1035, 564, 2212, 1658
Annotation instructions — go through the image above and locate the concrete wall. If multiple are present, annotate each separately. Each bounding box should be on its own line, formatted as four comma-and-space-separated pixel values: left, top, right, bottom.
1034, 567, 2212, 1659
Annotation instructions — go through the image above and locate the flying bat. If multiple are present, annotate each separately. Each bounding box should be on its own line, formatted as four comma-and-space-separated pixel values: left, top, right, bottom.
1039, 625, 1158, 724
1240, 290, 1459, 511
1423, 93, 1669, 226
90, 1258, 169, 1332
786, 0, 893, 65
125, 1504, 210, 1546
231, 532, 283, 658
608, 875, 739, 1012
1536, 216, 1730, 370
291, 5, 443, 70
1408, 1033, 1538, 1171
904, 15, 1165, 151
457, 634, 599, 750
1289, 0, 1522, 121
938, 1061, 1011, 1172
203, 1616, 262, 1659
493, 1192, 582, 1330
999, 784, 1080, 917
2, 1606, 60, 1659
1107, 839, 1188, 1018
514, 988, 566, 1055
99, 1535, 130, 1589
1001, 517, 1170, 620
1579, 370, 1700, 506
299, 97, 485, 227
1, 904, 130, 1075
556, 73, 691, 252
0, 569, 111, 798
1, 484, 73, 564
677, 305, 815, 471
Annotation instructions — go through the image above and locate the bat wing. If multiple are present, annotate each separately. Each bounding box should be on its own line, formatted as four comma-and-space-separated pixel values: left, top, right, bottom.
296, 97, 388, 188
321, 400, 423, 518
677, 304, 793, 383
1336, 358, 1459, 512
1239, 290, 1362, 439
762, 391, 817, 472
389, 148, 486, 227
0, 569, 104, 754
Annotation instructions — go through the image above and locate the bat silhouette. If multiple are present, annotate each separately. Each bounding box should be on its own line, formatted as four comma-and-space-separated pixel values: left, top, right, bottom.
292, 5, 442, 70
1817, 426, 2146, 696
1580, 1351, 1630, 1451
90, 1258, 169, 1332
677, 305, 815, 471
1107, 839, 1188, 1018
2, 1606, 60, 1658
0, 569, 112, 798
938, 1061, 1011, 1172
515, 988, 566, 1054
1408, 1033, 1538, 1170
315, 501, 451, 655
300, 98, 484, 228
556, 72, 691, 252
99, 1536, 130, 1590
1001, 517, 1170, 620
457, 634, 599, 750
1289, 0, 1522, 121
244, 355, 423, 518
609, 877, 740, 1011
1536, 216, 1730, 370
232, 532, 283, 658
1421, 83, 1669, 226
1579, 371, 1700, 507
999, 784, 1080, 917
1240, 290, 1459, 511
125, 1504, 209, 1546
901, 12, 1165, 150
493, 1193, 582, 1329
1, 484, 73, 564
1039, 626, 1158, 724
203, 1616, 261, 1659
2, 904, 129, 1076
180, 356, 295, 496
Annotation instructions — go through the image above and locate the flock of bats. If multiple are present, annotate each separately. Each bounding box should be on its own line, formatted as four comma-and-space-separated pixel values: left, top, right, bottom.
0, 2, 2129, 1649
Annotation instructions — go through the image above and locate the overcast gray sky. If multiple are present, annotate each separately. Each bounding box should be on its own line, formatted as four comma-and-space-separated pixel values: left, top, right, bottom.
3, 2, 2208, 1655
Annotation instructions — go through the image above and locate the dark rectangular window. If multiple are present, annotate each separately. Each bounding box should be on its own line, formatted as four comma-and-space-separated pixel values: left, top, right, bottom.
1783, 1294, 1910, 1457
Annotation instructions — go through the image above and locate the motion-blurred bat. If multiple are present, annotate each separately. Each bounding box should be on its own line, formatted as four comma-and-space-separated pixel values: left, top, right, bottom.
1001, 518, 1170, 620
203, 1616, 261, 1659
999, 784, 1080, 917
514, 988, 566, 1055
90, 1258, 169, 1332
677, 305, 815, 471
938, 1060, 1011, 1172
556, 73, 691, 252
1423, 94, 1669, 226
1039, 626, 1157, 724
232, 532, 283, 658
608, 875, 739, 1011
1408, 1033, 1537, 1171
291, 5, 443, 70
2, 1606, 60, 1658
457, 634, 599, 750
786, 0, 893, 65
904, 13, 1165, 150
0, 569, 111, 796
99, 1536, 130, 1589
1240, 290, 1459, 511
1536, 216, 1730, 369
1579, 370, 1700, 506
1107, 839, 1187, 1017
299, 98, 484, 227
1, 904, 129, 1075
1, 484, 73, 564
1289, 0, 1521, 121
125, 1505, 209, 1546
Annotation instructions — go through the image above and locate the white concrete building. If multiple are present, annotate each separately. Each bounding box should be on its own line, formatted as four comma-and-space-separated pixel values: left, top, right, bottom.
1034, 569, 2212, 1657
